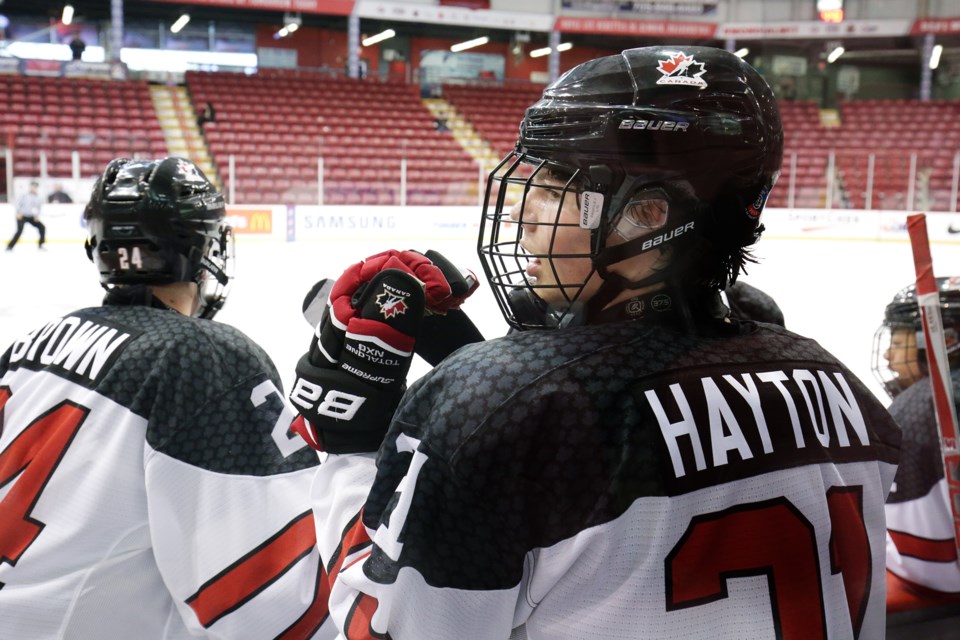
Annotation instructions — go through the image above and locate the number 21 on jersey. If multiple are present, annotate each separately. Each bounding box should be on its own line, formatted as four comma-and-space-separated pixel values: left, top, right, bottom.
667, 486, 870, 639
373, 427, 873, 639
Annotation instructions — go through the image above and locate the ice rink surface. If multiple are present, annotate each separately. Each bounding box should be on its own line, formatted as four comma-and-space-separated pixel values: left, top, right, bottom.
3, 231, 960, 406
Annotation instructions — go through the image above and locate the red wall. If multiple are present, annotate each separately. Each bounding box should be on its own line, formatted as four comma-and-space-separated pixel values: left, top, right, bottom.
255, 24, 619, 84
255, 25, 376, 74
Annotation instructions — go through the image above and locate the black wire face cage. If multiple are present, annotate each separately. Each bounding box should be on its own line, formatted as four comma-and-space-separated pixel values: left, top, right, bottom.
871, 293, 960, 399
871, 323, 927, 399
478, 151, 602, 331
196, 223, 235, 319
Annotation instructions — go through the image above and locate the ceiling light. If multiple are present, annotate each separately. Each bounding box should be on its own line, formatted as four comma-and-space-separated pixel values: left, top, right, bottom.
929, 44, 943, 70
734, 47, 749, 58
170, 14, 190, 34
282, 12, 301, 34
450, 36, 489, 53
530, 43, 572, 58
362, 29, 395, 47
275, 26, 290, 39
826, 46, 844, 63
62, 5, 73, 26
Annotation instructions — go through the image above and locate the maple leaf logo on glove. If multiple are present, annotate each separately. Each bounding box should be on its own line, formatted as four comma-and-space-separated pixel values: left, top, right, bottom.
656, 52, 707, 88
375, 288, 410, 319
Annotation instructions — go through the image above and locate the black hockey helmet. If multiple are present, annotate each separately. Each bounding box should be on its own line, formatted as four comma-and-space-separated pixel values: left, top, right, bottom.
478, 46, 783, 330
872, 277, 960, 398
84, 157, 233, 319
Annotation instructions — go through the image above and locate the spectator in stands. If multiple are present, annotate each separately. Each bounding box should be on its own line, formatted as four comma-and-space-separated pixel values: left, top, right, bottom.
7, 180, 46, 251
778, 77, 797, 100
69, 34, 86, 61
434, 116, 449, 132
197, 102, 216, 130
47, 183, 73, 203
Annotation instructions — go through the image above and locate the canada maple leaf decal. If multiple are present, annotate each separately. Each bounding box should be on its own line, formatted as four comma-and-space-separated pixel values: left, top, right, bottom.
376, 291, 408, 319
655, 52, 707, 87
658, 53, 704, 77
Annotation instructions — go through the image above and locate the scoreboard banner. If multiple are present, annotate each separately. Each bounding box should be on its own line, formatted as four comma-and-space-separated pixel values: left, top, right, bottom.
357, 1, 555, 32
555, 17, 717, 37
143, 1, 953, 39
911, 17, 960, 35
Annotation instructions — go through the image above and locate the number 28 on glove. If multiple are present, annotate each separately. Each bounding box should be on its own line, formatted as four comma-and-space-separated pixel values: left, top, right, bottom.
290, 250, 475, 453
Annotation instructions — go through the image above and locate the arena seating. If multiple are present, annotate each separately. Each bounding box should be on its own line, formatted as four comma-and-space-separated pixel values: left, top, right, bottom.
442, 83, 542, 158
5, 70, 959, 211
1, 75, 167, 178
443, 90, 960, 213
186, 69, 479, 206
833, 99, 960, 211
770, 98, 960, 211
768, 100, 828, 209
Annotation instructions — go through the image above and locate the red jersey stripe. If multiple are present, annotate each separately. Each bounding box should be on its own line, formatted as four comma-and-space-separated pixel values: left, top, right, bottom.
889, 528, 959, 563
187, 510, 317, 627
275, 558, 331, 640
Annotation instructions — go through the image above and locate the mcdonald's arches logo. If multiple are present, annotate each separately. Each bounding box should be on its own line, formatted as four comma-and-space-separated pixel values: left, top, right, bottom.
226, 208, 273, 234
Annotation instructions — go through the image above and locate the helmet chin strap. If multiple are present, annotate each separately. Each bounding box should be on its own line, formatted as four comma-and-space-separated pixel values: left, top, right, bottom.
586, 223, 683, 321
584, 267, 672, 322
584, 228, 730, 333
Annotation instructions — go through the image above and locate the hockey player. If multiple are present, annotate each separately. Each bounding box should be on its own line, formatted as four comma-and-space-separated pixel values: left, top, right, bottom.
0, 158, 329, 638
873, 278, 960, 612
291, 47, 901, 639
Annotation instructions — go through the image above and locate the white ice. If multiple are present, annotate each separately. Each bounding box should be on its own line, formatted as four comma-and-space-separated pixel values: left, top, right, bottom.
3, 231, 960, 406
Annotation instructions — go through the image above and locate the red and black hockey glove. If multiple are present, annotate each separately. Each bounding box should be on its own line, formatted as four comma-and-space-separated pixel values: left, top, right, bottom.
299, 250, 484, 367
416, 249, 484, 365
290, 250, 473, 453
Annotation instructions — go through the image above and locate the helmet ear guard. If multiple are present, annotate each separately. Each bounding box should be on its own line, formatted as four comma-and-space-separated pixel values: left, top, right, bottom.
609, 189, 670, 243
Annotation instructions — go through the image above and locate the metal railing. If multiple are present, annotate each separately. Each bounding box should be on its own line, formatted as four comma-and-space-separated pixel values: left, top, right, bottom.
8, 147, 960, 212
776, 149, 960, 213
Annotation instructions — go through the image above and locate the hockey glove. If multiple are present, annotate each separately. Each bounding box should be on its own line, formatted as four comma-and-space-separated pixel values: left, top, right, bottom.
421, 249, 479, 314
290, 250, 459, 453
416, 250, 485, 365
299, 250, 484, 367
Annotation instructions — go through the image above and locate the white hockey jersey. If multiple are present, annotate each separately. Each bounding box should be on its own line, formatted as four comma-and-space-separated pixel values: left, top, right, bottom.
310, 318, 900, 639
885, 373, 960, 611
0, 303, 334, 639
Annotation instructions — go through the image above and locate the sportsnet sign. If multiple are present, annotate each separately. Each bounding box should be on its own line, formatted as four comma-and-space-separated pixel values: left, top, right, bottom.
715, 19, 910, 39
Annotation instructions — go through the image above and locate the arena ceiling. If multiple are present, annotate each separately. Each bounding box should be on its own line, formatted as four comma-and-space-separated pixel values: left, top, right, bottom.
3, 0, 954, 66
